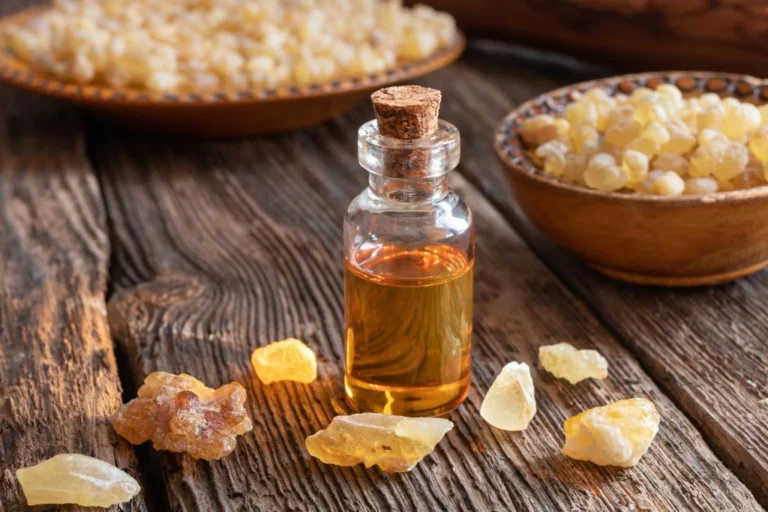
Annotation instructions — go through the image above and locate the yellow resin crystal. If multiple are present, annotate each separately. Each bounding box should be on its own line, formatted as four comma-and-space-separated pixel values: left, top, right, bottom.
251, 338, 317, 384
16, 454, 140, 507
305, 413, 453, 472
480, 362, 537, 431
562, 398, 660, 467
539, 342, 608, 384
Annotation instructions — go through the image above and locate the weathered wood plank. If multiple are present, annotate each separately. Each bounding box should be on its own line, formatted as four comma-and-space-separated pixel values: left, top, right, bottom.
0, 88, 146, 511
93, 79, 758, 510
437, 46, 768, 506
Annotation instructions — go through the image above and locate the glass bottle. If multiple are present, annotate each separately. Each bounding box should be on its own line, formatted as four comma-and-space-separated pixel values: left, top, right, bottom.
343, 86, 475, 417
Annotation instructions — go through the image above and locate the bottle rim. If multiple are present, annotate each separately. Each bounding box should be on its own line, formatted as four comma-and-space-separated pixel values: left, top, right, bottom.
357, 119, 461, 179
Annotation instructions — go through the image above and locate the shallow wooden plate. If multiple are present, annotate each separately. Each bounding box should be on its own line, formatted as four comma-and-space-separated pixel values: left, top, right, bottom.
0, 8, 465, 137
495, 71, 768, 287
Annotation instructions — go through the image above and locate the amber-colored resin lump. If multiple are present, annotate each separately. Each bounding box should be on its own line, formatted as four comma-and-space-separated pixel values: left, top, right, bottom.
251, 338, 317, 384
306, 413, 453, 472
562, 398, 660, 467
16, 454, 140, 507
113, 372, 253, 460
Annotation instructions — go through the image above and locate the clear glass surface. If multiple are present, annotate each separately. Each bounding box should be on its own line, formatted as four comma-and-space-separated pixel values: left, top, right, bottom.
344, 118, 475, 417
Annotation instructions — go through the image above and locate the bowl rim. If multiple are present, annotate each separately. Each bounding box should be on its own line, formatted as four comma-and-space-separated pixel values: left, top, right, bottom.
495, 70, 768, 205
0, 6, 465, 107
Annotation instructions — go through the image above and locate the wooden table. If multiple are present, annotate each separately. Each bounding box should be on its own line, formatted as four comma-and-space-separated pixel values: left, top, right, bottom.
0, 30, 767, 512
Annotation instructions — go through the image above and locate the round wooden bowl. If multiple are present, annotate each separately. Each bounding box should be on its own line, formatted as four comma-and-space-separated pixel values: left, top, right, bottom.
0, 8, 465, 138
495, 71, 768, 287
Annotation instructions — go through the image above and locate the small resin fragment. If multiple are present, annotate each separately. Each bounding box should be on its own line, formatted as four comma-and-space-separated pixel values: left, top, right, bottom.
16, 454, 140, 507
305, 413, 453, 472
113, 372, 253, 460
583, 153, 627, 191
480, 362, 537, 431
520, 115, 562, 146
251, 338, 317, 384
684, 177, 719, 195
539, 342, 608, 384
561, 398, 660, 467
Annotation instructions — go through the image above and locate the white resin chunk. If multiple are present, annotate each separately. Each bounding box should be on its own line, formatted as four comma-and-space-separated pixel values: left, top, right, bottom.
480, 362, 537, 431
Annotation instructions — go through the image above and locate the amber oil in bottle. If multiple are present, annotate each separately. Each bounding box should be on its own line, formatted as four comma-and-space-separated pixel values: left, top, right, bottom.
343, 86, 474, 417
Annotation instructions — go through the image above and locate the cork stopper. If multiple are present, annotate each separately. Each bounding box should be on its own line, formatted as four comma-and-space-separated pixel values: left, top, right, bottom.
371, 86, 442, 139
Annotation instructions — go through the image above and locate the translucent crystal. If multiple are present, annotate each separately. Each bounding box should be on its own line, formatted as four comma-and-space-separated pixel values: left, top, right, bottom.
564, 100, 598, 128
583, 153, 627, 191
689, 140, 748, 182
697, 104, 724, 131
521, 115, 562, 146
570, 124, 600, 153
655, 84, 684, 115
722, 102, 761, 140
684, 177, 719, 195
660, 120, 696, 154
562, 153, 588, 184
625, 136, 660, 157
627, 87, 654, 106
251, 338, 317, 384
480, 362, 536, 431
305, 413, 453, 472
749, 126, 768, 163
113, 372, 253, 460
633, 97, 669, 125
561, 398, 660, 467
16, 454, 140, 507
641, 121, 671, 147
604, 118, 641, 148
652, 153, 689, 176
649, 171, 685, 196
539, 342, 608, 384
583, 88, 615, 130
622, 149, 649, 187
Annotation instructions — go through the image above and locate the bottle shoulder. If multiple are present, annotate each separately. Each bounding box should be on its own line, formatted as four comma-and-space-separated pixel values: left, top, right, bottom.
346, 189, 471, 217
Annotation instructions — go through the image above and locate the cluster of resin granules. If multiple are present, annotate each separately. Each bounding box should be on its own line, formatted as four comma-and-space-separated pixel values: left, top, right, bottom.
251, 338, 317, 384
521, 84, 768, 195
480, 362, 537, 431
305, 413, 453, 472
113, 372, 253, 460
539, 342, 609, 384
562, 398, 660, 467
16, 454, 140, 507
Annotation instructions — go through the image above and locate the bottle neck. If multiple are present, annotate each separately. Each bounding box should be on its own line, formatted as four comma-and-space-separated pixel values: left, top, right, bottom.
368, 173, 449, 203
358, 119, 460, 203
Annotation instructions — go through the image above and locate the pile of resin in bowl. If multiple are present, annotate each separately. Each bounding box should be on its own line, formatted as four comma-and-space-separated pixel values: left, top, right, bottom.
520, 84, 768, 196
5, 0, 456, 92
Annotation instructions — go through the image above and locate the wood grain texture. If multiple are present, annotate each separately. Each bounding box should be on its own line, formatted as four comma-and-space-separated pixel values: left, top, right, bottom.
414, 0, 768, 76
93, 85, 758, 510
0, 88, 146, 511
435, 46, 768, 506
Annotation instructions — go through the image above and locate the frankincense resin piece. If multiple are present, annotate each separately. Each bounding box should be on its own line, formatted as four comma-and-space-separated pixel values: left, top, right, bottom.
305, 413, 453, 472
521, 84, 768, 195
561, 398, 660, 467
251, 338, 317, 384
480, 362, 537, 431
539, 342, 608, 384
16, 454, 140, 507
112, 372, 252, 460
